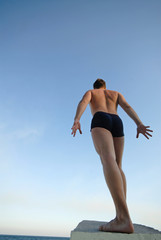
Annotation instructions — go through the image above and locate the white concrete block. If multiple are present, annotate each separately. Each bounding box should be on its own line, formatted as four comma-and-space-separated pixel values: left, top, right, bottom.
70, 220, 161, 240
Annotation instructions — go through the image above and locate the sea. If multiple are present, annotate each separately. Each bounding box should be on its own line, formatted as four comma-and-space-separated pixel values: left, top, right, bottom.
0, 235, 70, 240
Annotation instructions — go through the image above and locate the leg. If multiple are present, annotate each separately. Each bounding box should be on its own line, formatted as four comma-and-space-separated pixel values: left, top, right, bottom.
91, 128, 134, 233
113, 137, 127, 199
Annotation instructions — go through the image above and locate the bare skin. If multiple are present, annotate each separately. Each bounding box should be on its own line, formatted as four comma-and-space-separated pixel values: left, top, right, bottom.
71, 86, 153, 233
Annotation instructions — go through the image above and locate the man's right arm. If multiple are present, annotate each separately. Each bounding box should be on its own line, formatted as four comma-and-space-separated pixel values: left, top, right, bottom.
118, 92, 142, 126
118, 92, 153, 139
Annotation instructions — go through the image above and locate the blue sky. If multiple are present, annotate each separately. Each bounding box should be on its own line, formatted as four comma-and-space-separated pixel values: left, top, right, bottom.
0, 0, 161, 237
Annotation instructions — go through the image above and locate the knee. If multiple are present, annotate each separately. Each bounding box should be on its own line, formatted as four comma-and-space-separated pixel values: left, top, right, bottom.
100, 153, 116, 167
118, 166, 125, 177
118, 164, 122, 170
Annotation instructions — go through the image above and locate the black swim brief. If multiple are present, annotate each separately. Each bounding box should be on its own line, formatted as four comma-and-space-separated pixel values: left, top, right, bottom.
91, 111, 124, 137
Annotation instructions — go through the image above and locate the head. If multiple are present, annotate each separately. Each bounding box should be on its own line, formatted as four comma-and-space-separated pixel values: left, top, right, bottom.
93, 78, 106, 89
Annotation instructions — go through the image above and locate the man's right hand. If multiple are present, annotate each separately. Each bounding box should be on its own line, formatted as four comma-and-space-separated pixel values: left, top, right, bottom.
136, 124, 153, 139
71, 119, 82, 137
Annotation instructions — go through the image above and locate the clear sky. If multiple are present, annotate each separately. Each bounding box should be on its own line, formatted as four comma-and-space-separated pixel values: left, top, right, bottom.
0, 0, 161, 237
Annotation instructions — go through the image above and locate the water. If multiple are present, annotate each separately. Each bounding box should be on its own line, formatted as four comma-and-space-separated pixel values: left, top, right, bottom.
0, 235, 70, 240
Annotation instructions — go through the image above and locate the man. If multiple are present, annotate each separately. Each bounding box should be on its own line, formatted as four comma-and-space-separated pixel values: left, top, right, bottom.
71, 78, 153, 233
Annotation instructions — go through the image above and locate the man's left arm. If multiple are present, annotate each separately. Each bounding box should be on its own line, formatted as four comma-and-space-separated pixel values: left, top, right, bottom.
71, 90, 92, 137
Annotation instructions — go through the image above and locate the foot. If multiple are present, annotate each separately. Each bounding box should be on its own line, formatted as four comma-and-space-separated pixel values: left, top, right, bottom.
99, 218, 134, 233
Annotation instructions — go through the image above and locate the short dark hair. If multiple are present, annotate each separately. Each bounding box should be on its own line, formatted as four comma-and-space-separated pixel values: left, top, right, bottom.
93, 78, 106, 89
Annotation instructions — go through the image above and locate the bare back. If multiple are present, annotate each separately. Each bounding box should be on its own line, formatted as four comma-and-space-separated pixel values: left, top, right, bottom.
89, 89, 119, 115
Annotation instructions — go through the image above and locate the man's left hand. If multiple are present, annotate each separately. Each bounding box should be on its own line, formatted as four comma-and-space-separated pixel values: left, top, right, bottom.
71, 120, 82, 137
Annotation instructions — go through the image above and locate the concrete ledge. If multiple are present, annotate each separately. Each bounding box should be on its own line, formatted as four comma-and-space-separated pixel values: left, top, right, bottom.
70, 220, 161, 240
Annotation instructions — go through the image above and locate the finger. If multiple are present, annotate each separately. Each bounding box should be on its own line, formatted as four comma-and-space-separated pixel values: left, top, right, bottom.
71, 127, 75, 133
79, 128, 82, 134
145, 135, 149, 139
71, 129, 76, 137
146, 129, 153, 132
136, 132, 139, 138
146, 132, 152, 137
145, 126, 153, 131
143, 133, 149, 139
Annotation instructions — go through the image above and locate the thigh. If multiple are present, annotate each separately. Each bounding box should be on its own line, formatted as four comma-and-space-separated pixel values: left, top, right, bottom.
113, 136, 124, 168
91, 127, 116, 160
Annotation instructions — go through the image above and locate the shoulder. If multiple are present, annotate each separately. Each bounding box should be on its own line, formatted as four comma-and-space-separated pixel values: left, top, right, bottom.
109, 90, 125, 98
81, 90, 92, 101
107, 89, 118, 94
107, 89, 119, 96
117, 92, 129, 107
117, 91, 125, 99
84, 89, 92, 95
108, 90, 124, 104
88, 89, 97, 95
